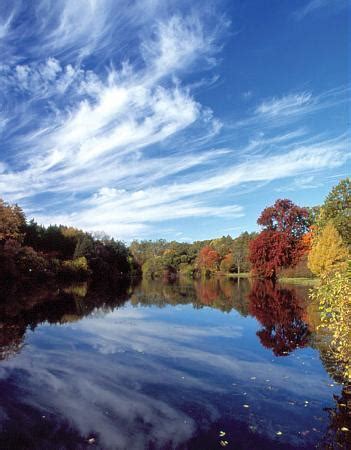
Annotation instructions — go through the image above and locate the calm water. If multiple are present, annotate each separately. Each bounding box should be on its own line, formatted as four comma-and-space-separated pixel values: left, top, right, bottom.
0, 278, 349, 449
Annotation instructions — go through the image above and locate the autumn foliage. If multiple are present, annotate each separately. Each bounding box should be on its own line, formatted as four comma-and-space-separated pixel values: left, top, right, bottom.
249, 199, 309, 279
197, 245, 221, 273
308, 221, 349, 276
248, 280, 310, 356
0, 200, 26, 242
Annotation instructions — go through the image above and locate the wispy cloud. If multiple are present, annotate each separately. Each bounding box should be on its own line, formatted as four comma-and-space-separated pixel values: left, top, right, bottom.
1, 304, 335, 448
234, 86, 349, 130
0, 1, 349, 240
29, 134, 349, 239
254, 92, 312, 118
294, 0, 349, 20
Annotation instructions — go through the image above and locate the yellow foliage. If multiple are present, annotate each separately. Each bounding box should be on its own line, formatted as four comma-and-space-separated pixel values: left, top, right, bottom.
311, 266, 351, 383
63, 282, 88, 297
308, 221, 349, 276
0, 199, 26, 242
63, 256, 89, 271
60, 226, 83, 238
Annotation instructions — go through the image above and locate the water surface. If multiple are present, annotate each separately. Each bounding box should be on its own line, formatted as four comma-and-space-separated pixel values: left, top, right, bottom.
0, 278, 348, 449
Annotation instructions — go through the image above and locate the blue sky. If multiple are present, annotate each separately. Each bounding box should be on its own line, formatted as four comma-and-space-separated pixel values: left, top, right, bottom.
0, 0, 349, 242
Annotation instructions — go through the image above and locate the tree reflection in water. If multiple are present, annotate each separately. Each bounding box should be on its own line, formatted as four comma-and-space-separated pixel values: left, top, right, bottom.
1, 277, 350, 450
320, 385, 351, 449
0, 277, 314, 361
248, 280, 310, 356
0, 278, 132, 360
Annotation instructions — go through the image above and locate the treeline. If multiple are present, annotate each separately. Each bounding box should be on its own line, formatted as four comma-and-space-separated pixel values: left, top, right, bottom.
249, 178, 350, 281
129, 232, 258, 280
1, 178, 349, 288
0, 201, 139, 283
305, 178, 350, 385
247, 177, 351, 384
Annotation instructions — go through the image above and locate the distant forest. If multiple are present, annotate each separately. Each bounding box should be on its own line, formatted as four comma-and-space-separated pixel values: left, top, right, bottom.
0, 178, 349, 284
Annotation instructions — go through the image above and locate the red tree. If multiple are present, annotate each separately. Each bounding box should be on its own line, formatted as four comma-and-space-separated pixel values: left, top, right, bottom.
249, 199, 309, 279
197, 246, 221, 272
257, 199, 309, 237
248, 280, 309, 356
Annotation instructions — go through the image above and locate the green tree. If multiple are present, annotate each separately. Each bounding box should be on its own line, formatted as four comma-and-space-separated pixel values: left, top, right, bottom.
74, 234, 95, 259
308, 221, 349, 276
306, 205, 321, 227
318, 178, 351, 247
232, 232, 257, 275
210, 235, 234, 258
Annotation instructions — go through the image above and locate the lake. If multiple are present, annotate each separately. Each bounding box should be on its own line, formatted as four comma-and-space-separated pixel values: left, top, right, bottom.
0, 277, 349, 449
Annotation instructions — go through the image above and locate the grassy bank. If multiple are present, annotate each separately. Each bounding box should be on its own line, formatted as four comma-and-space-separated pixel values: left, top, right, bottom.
225, 272, 252, 279
278, 277, 320, 287
225, 272, 320, 287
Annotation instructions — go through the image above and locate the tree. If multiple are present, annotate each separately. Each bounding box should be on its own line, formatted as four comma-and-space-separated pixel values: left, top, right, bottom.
220, 253, 234, 273
249, 199, 309, 279
249, 231, 291, 279
257, 198, 309, 238
210, 235, 234, 257
232, 232, 257, 275
311, 265, 351, 383
74, 234, 94, 259
317, 178, 351, 247
197, 246, 221, 275
248, 280, 309, 356
0, 199, 26, 242
306, 206, 321, 227
308, 221, 349, 276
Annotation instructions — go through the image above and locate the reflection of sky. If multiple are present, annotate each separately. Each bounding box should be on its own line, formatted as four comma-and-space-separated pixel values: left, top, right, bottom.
0, 302, 340, 449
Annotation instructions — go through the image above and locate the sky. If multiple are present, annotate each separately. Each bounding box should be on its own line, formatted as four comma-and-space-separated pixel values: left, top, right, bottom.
0, 0, 349, 242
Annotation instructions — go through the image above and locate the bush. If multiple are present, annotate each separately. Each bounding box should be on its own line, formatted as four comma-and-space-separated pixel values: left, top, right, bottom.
60, 257, 91, 280
310, 264, 351, 383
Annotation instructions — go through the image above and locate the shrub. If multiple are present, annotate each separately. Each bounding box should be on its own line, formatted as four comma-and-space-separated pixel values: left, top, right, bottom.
310, 265, 351, 383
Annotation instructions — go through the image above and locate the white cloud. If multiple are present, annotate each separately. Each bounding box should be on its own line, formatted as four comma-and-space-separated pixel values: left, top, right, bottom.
0, 9, 14, 39
0, 1, 349, 241
29, 134, 349, 240
234, 86, 350, 129
274, 175, 322, 193
294, 0, 349, 20
142, 15, 215, 79
0, 304, 335, 449
255, 92, 312, 118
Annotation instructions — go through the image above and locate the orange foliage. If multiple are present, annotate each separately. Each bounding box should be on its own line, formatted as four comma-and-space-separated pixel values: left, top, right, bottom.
299, 226, 315, 253
197, 245, 221, 271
